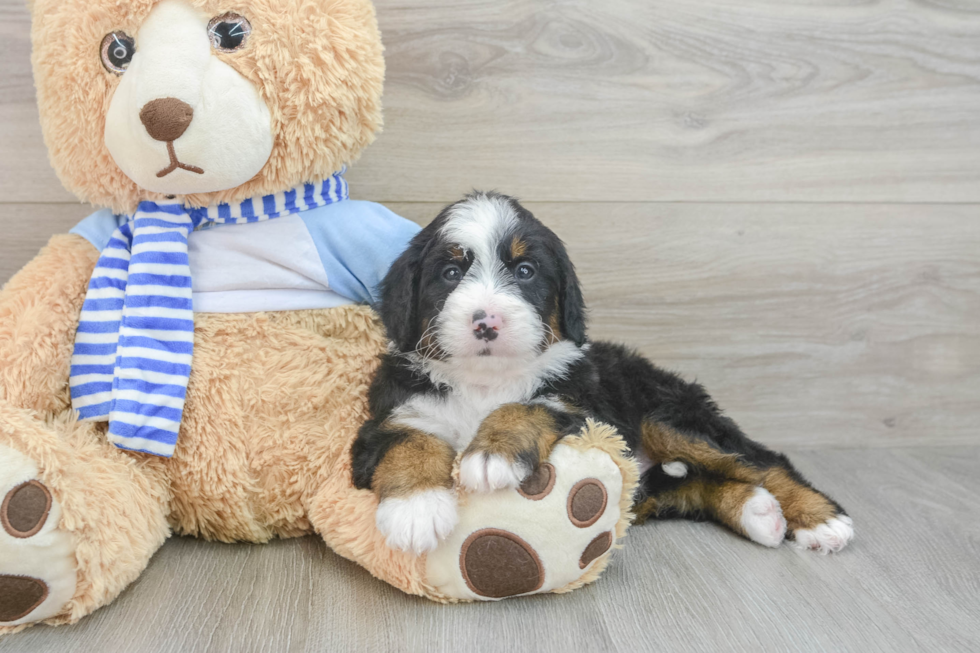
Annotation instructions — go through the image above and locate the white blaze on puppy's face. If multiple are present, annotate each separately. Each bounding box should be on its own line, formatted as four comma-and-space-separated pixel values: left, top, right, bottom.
436, 196, 545, 360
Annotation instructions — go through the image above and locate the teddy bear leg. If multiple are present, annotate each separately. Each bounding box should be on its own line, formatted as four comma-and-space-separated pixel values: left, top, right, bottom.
0, 401, 171, 634
424, 421, 639, 601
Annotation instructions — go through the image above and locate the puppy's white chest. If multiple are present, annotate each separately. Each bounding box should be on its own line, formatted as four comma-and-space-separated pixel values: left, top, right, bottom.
389, 387, 524, 452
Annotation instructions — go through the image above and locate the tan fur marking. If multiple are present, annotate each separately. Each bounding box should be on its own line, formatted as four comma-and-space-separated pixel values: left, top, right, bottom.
510, 236, 527, 259
466, 404, 559, 465
640, 422, 763, 485
372, 428, 456, 499
763, 467, 838, 531
636, 421, 762, 534
633, 479, 756, 535
449, 246, 465, 262
705, 481, 758, 534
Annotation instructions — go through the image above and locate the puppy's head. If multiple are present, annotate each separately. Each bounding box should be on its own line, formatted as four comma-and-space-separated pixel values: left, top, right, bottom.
379, 192, 586, 364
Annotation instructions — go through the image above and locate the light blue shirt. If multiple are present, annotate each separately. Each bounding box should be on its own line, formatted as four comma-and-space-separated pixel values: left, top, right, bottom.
71, 199, 420, 312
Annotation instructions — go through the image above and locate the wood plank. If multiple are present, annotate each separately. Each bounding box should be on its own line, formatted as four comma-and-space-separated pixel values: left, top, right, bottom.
0, 203, 93, 282
3, 0, 980, 203
3, 201, 978, 449
1, 447, 977, 652
0, 0, 75, 203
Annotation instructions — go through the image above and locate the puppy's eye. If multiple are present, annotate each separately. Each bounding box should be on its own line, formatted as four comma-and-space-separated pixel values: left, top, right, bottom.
442, 265, 462, 282
515, 263, 536, 280
100, 32, 136, 75
208, 13, 252, 52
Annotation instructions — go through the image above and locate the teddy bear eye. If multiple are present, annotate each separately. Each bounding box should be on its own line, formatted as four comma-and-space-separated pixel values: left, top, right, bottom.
100, 31, 136, 75
207, 13, 252, 52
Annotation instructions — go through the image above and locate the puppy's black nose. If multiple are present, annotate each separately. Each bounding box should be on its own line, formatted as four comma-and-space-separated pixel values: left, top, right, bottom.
472, 310, 502, 341
473, 324, 498, 341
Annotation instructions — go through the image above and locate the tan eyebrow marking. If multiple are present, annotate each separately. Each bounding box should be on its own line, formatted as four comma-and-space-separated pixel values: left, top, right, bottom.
510, 236, 527, 259
449, 245, 466, 261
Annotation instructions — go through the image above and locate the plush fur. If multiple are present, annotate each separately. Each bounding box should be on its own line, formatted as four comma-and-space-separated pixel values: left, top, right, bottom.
31, 0, 384, 213
353, 193, 854, 555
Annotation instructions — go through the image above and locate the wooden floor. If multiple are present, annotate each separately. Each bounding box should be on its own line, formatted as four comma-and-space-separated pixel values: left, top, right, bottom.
2, 447, 979, 653
2, 0, 979, 651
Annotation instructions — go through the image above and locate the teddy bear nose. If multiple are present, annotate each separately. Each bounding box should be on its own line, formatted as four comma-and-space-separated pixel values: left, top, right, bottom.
139, 97, 194, 142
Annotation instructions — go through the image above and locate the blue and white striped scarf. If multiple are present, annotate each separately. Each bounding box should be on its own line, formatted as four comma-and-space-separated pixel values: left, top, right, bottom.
69, 173, 349, 457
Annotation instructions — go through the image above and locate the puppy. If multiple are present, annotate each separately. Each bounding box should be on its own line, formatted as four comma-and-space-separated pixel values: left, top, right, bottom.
352, 192, 853, 556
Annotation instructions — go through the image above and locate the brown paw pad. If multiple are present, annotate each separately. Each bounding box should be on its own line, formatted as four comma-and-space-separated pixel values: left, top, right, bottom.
2, 480, 52, 539
460, 528, 544, 598
579, 531, 613, 569
518, 462, 556, 500
567, 478, 607, 528
0, 575, 49, 622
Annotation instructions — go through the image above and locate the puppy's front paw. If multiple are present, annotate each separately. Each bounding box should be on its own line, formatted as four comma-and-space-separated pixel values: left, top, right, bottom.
375, 488, 459, 556
459, 452, 531, 493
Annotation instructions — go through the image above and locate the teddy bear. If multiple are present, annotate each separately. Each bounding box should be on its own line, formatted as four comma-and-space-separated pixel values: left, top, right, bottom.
0, 0, 637, 632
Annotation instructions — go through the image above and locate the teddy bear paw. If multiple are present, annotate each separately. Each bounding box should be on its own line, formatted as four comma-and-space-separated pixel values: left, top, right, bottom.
0, 443, 77, 627
425, 441, 626, 600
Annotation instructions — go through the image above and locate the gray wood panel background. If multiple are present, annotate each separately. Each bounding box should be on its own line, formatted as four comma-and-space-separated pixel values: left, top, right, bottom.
1, 0, 978, 651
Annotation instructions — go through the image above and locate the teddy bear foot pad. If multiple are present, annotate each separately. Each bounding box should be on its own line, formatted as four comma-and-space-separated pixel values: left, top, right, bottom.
426, 438, 628, 601
0, 444, 77, 626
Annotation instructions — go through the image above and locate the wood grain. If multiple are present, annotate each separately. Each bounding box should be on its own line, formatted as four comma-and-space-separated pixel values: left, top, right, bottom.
0, 203, 93, 281
4, 0, 980, 202
1, 447, 977, 653
0, 0, 75, 203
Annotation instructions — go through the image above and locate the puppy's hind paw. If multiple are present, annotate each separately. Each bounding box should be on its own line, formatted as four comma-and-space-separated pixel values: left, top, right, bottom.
792, 515, 854, 554
740, 487, 787, 548
376, 488, 459, 556
459, 453, 531, 493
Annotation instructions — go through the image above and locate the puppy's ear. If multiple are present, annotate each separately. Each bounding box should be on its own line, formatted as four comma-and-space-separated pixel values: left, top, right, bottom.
378, 236, 426, 351
556, 248, 588, 346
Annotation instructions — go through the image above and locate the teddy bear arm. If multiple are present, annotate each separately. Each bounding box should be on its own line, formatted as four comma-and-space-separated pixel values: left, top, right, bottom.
0, 234, 99, 417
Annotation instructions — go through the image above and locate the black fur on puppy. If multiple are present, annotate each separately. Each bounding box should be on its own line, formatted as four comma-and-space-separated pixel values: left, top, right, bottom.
352, 191, 853, 557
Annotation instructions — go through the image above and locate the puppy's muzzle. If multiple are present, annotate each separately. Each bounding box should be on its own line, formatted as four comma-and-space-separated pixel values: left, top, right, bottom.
472, 310, 502, 341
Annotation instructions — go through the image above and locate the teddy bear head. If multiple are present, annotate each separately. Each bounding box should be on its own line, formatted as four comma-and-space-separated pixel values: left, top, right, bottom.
30, 0, 384, 214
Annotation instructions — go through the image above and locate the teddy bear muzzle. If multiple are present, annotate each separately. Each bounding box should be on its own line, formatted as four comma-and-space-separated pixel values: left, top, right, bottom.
138, 97, 204, 177
139, 97, 194, 144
